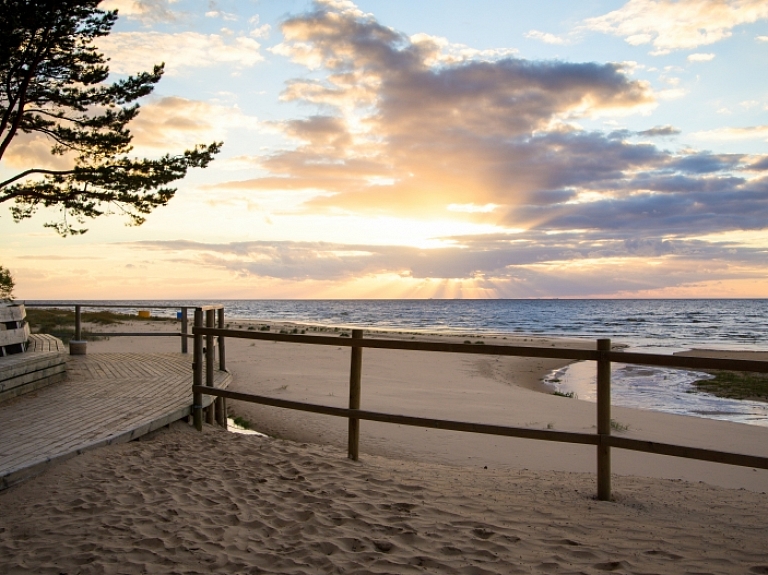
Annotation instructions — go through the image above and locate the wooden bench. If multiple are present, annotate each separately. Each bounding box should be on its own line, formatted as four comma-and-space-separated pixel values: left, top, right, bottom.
0, 334, 67, 402
0, 303, 29, 356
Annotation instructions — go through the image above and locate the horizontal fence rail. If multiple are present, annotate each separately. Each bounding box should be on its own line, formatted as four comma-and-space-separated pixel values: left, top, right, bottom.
194, 327, 768, 373
23, 303, 225, 355
192, 326, 768, 501
193, 385, 768, 471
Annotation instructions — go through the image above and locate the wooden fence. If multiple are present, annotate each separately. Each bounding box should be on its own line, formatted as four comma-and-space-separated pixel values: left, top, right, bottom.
191, 325, 768, 501
22, 303, 225, 356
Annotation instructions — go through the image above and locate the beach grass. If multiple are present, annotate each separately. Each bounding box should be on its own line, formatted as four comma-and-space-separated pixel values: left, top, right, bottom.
691, 371, 768, 402
232, 416, 252, 429
610, 419, 629, 432
25, 308, 172, 343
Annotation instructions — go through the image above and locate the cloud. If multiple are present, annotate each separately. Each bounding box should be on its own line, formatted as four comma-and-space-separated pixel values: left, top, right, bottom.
583, 0, 768, 53
687, 52, 715, 62
4, 96, 261, 169
248, 15, 272, 39
130, 236, 768, 297
129, 96, 260, 151
227, 1, 656, 216
525, 30, 567, 45
409, 34, 519, 65
98, 31, 264, 75
637, 125, 681, 137
205, 10, 238, 21
1, 132, 75, 171
692, 125, 768, 141
196, 0, 767, 296
101, 0, 181, 24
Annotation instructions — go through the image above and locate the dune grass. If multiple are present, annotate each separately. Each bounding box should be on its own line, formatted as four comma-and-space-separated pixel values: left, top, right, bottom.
25, 308, 172, 343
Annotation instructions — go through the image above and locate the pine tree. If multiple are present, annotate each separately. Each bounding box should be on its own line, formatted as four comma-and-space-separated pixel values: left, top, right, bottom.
0, 266, 14, 301
0, 0, 221, 235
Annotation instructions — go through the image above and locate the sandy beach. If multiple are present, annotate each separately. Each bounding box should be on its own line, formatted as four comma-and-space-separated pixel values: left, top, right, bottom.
2, 318, 768, 573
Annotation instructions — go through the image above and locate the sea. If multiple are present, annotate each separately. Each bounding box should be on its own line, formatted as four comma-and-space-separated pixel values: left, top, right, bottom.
28, 299, 768, 427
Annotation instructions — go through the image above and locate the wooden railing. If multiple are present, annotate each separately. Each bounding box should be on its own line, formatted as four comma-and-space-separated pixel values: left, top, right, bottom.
191, 326, 768, 501
23, 303, 226, 355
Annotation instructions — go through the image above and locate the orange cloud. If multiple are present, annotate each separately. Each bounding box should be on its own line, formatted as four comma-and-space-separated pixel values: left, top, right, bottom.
130, 96, 260, 151
220, 1, 656, 221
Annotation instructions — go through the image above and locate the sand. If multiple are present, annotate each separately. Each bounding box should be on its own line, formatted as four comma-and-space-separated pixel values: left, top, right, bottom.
2, 422, 768, 574
2, 318, 767, 573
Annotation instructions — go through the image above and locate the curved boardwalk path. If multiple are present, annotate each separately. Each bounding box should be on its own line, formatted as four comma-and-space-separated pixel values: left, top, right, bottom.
0, 353, 230, 490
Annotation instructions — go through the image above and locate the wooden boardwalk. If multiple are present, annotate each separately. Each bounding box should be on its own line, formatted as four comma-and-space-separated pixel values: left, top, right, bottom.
0, 352, 231, 490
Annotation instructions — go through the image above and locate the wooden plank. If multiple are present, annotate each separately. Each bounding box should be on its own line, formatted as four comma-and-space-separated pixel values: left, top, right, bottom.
196, 327, 768, 374
26, 334, 65, 353
193, 385, 600, 446
0, 304, 25, 323
348, 329, 363, 461
607, 350, 768, 373
0, 372, 66, 403
607, 436, 768, 470
596, 339, 611, 501
195, 328, 601, 361
0, 354, 66, 381
84, 332, 181, 338
195, 384, 768, 472
0, 324, 30, 347
0, 364, 66, 393
0, 352, 230, 490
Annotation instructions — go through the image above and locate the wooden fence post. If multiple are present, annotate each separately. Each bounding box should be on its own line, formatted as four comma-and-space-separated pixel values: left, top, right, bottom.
348, 329, 363, 460
215, 308, 227, 428
181, 307, 188, 354
192, 308, 203, 431
75, 305, 82, 341
205, 309, 215, 425
217, 307, 226, 372
597, 338, 612, 501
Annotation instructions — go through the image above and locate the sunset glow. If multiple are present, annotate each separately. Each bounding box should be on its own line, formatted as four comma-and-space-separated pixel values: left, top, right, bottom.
2, 0, 767, 299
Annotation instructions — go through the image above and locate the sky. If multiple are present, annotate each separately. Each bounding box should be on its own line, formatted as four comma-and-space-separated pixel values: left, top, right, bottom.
2, 0, 768, 299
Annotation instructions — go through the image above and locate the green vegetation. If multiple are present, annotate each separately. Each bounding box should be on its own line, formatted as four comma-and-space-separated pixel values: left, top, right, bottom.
690, 371, 768, 402
610, 419, 629, 432
25, 307, 171, 343
0, 1, 221, 236
0, 266, 14, 300
232, 416, 252, 430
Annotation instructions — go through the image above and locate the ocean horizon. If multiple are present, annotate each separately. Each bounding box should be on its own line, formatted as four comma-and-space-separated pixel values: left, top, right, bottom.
25, 297, 768, 350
